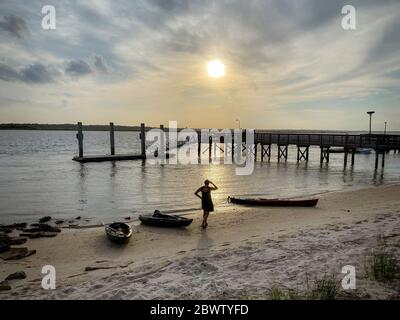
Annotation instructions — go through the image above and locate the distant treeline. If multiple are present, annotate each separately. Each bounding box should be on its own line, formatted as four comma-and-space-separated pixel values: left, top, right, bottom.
0, 123, 398, 134
0, 123, 142, 131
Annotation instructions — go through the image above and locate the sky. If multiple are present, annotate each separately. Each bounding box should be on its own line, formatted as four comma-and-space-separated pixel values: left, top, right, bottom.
0, 0, 399, 130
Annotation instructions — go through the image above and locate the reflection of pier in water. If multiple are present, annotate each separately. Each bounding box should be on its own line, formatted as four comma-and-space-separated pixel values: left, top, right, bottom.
72, 122, 400, 170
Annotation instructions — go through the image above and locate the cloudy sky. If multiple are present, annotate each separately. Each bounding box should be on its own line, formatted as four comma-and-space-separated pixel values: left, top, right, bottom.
0, 0, 399, 130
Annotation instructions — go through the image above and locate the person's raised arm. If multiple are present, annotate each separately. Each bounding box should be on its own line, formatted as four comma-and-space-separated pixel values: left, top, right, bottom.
209, 181, 218, 190
194, 187, 202, 199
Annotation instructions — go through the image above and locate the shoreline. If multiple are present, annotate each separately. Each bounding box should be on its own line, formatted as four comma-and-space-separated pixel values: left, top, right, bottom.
2, 181, 400, 227
1, 183, 400, 299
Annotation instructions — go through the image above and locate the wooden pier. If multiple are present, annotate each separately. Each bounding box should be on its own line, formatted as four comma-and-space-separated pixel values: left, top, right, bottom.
72, 123, 400, 170
252, 132, 400, 169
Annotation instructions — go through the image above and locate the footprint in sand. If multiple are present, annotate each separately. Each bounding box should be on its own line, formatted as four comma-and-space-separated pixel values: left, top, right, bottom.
63, 287, 75, 294
91, 284, 104, 290
221, 242, 230, 247
177, 250, 186, 254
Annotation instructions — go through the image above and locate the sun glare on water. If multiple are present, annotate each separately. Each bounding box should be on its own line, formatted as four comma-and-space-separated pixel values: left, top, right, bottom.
207, 60, 225, 78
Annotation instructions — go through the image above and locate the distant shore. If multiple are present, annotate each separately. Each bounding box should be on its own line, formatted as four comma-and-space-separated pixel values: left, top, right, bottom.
0, 123, 142, 131
1, 123, 399, 134
1, 184, 399, 299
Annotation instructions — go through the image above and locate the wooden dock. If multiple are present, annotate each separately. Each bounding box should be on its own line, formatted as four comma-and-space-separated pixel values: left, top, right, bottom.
72, 122, 400, 170
251, 132, 400, 169
72, 122, 146, 163
73, 154, 145, 163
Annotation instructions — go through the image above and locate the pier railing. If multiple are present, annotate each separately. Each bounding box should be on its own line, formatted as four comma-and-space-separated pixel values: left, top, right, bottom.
254, 132, 400, 150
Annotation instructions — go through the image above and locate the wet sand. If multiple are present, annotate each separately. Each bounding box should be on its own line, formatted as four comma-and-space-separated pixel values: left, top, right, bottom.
1, 184, 400, 299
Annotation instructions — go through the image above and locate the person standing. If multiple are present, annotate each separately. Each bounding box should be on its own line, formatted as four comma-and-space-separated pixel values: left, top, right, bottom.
194, 180, 218, 229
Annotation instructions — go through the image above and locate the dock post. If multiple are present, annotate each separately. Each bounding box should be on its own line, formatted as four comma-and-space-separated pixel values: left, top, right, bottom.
382, 150, 385, 168
254, 143, 258, 161
344, 149, 348, 168
231, 133, 234, 162
278, 145, 288, 162
77, 122, 83, 158
261, 145, 271, 162
261, 145, 264, 162
375, 150, 379, 170
297, 146, 309, 162
110, 122, 115, 155
198, 132, 201, 158
160, 125, 165, 159
344, 135, 349, 168
320, 146, 330, 164
351, 148, 355, 166
209, 135, 212, 159
140, 123, 146, 158
320, 147, 323, 163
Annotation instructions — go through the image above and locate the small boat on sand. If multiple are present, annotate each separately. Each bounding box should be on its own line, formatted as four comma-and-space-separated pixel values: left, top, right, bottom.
139, 211, 193, 228
228, 197, 318, 207
105, 222, 132, 244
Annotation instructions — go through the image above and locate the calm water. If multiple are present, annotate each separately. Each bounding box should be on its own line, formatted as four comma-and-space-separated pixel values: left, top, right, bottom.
0, 130, 399, 224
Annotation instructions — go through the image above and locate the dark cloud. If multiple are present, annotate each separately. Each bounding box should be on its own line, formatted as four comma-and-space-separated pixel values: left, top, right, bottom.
65, 60, 92, 76
20, 63, 60, 84
0, 15, 29, 38
93, 55, 108, 73
0, 62, 59, 84
148, 0, 189, 13
0, 63, 20, 81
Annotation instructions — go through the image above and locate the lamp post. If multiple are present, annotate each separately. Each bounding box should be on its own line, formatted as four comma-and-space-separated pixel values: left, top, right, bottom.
367, 111, 375, 135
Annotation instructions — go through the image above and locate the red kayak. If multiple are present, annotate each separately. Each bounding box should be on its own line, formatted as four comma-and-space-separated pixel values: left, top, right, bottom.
228, 197, 318, 207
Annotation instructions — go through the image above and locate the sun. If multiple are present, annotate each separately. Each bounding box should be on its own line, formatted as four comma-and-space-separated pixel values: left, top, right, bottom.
207, 60, 225, 78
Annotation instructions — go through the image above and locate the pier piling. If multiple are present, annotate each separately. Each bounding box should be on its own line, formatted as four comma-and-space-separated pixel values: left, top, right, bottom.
160, 124, 165, 159
261, 144, 271, 162
198, 132, 201, 158
110, 122, 115, 155
278, 145, 288, 162
209, 136, 212, 159
140, 123, 146, 157
77, 122, 83, 158
297, 146, 309, 162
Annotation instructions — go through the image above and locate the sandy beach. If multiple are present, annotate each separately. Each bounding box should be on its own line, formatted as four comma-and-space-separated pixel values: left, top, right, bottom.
1, 184, 400, 300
